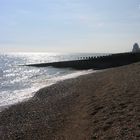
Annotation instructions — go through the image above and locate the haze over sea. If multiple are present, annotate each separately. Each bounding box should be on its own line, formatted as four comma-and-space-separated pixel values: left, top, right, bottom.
0, 53, 101, 109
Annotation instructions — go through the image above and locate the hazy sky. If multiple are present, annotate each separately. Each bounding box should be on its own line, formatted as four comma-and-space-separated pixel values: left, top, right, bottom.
0, 0, 140, 53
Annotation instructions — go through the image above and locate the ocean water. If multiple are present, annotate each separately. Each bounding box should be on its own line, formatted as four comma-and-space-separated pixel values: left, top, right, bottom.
0, 52, 99, 109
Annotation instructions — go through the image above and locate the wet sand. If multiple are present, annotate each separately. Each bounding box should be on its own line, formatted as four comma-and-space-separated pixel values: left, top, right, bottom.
0, 62, 140, 140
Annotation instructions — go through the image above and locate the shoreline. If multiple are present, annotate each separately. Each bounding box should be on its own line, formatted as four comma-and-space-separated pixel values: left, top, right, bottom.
0, 69, 94, 112
0, 63, 140, 139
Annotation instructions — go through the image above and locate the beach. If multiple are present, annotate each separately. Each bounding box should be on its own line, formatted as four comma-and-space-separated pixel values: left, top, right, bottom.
0, 62, 140, 140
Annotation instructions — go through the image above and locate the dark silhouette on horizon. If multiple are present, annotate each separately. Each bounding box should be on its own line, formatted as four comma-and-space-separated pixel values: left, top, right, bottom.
25, 44, 140, 70
132, 43, 140, 53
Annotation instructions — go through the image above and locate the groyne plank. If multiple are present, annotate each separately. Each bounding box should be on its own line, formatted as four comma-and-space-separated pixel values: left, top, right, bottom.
25, 52, 140, 70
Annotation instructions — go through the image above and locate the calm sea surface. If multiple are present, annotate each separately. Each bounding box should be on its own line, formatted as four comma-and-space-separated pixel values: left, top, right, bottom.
0, 52, 100, 109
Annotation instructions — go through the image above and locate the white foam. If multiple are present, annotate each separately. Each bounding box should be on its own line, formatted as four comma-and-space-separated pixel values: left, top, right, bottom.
52, 69, 94, 82
0, 70, 95, 111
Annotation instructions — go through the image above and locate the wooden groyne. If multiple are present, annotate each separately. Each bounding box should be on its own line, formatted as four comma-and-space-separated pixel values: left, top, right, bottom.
25, 52, 140, 70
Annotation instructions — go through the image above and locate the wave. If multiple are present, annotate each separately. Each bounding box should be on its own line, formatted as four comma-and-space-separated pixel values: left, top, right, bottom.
51, 69, 94, 82
0, 53, 98, 111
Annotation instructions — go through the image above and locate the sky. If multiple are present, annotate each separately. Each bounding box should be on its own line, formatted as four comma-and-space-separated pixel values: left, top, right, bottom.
0, 0, 140, 53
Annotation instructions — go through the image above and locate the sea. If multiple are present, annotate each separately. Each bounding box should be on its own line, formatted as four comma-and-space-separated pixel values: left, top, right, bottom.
0, 52, 100, 110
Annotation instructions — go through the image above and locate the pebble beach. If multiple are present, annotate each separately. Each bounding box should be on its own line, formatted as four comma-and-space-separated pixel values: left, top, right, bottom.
0, 62, 140, 140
